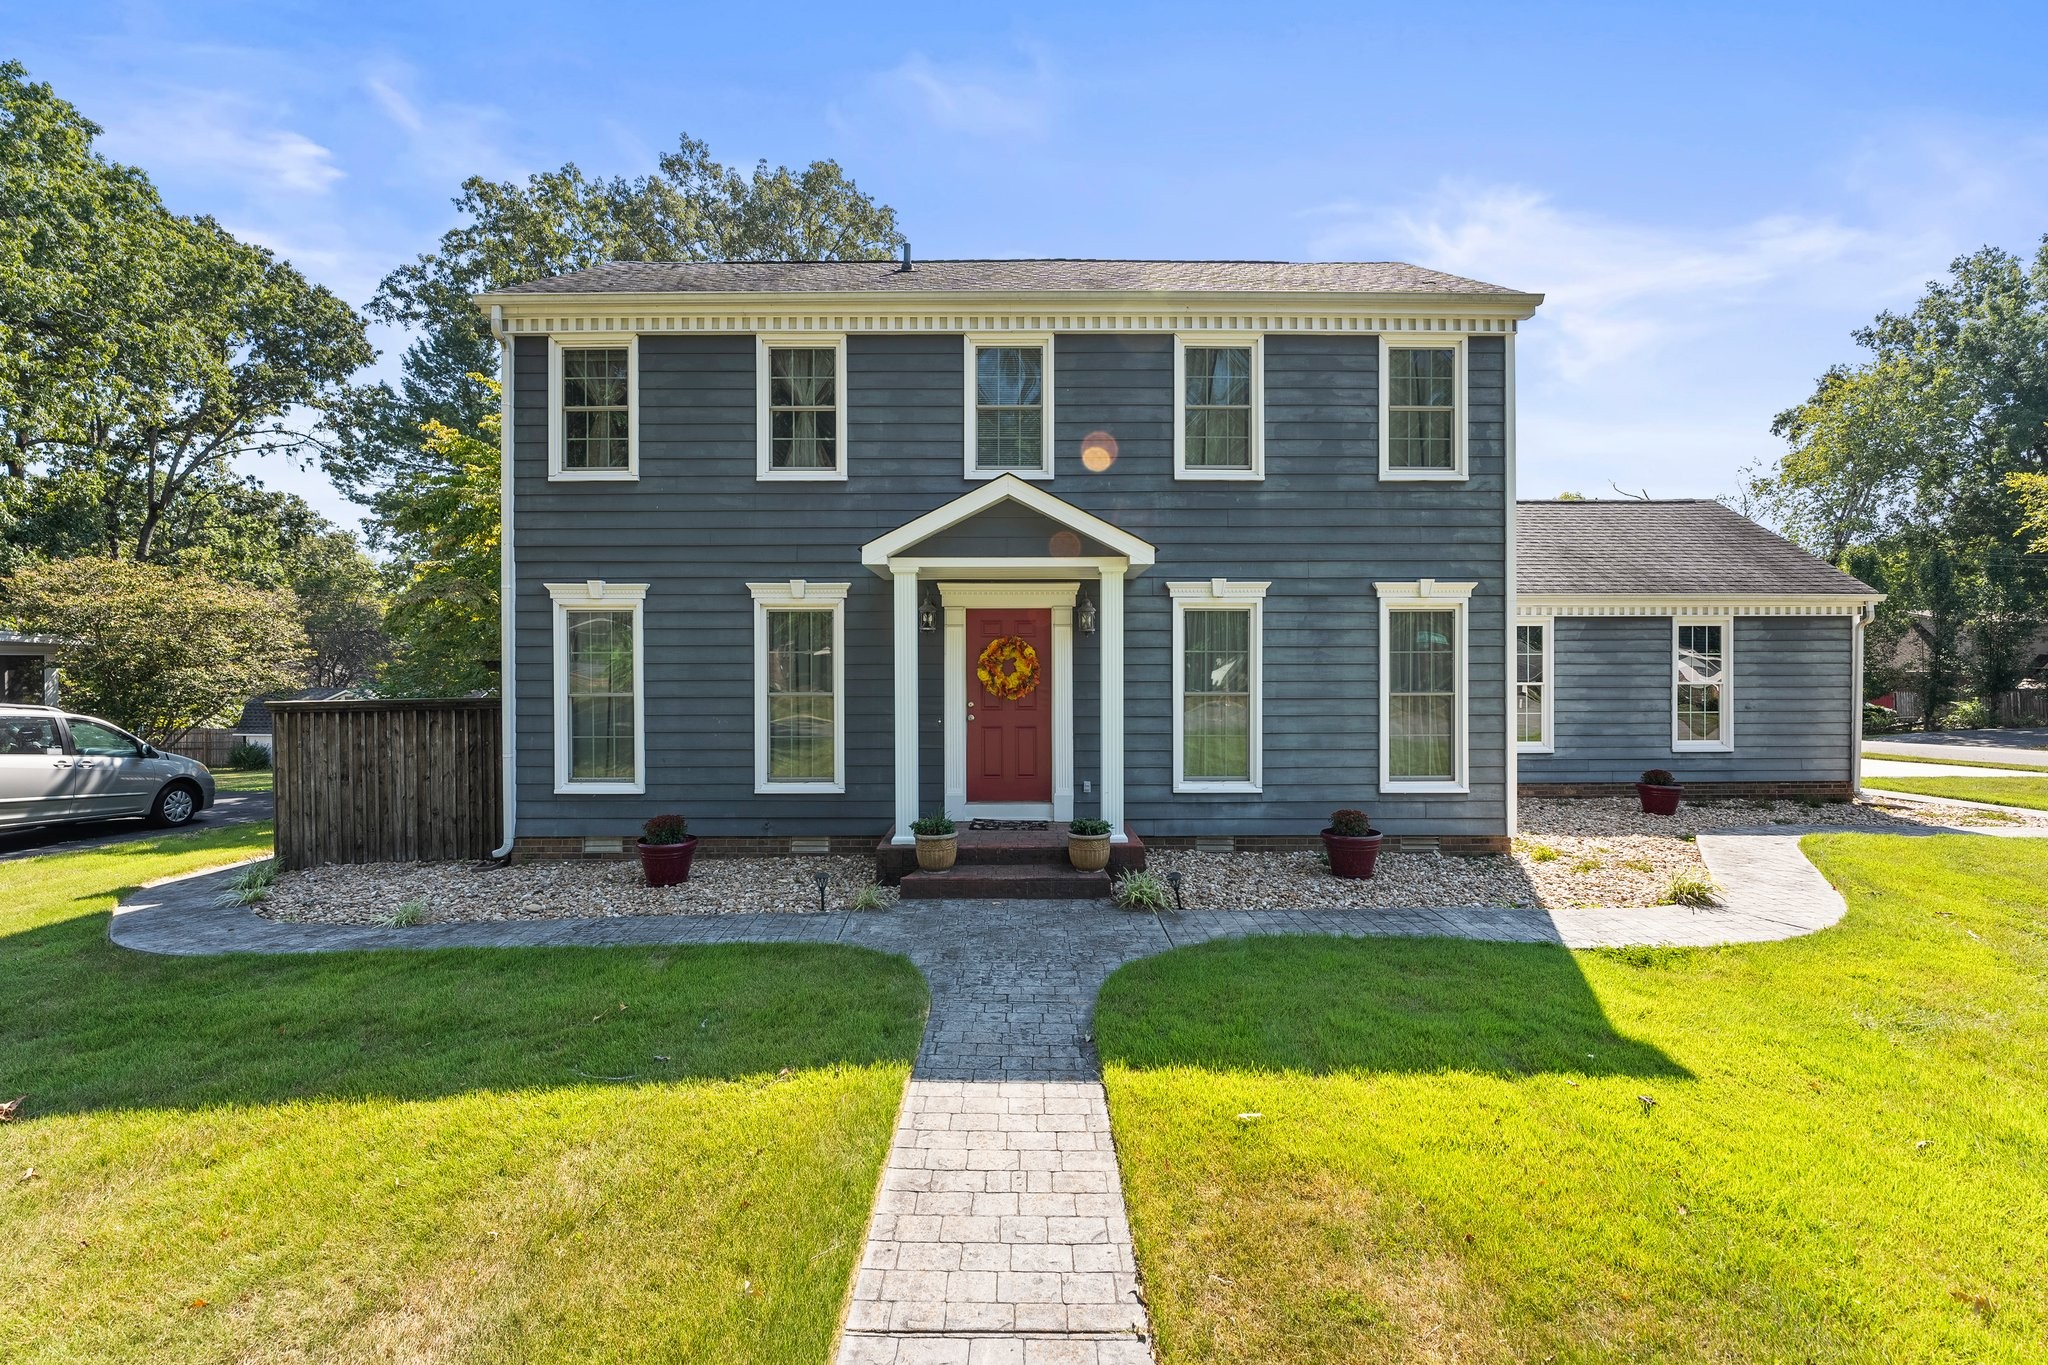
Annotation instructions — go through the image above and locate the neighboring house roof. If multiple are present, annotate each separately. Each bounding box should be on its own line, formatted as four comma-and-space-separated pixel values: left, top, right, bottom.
0, 631, 68, 650
485, 258, 1530, 299
1516, 500, 1880, 597
235, 687, 348, 735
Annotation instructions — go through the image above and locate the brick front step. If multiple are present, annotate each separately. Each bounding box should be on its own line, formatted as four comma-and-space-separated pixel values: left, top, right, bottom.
897, 863, 1114, 899
876, 827, 1145, 885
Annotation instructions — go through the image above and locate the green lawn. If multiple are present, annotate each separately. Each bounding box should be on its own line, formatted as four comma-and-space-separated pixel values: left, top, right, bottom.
1863, 749, 2048, 774
209, 768, 273, 793
1865, 775, 2048, 811
1, 826, 926, 1362
1097, 833, 2048, 1363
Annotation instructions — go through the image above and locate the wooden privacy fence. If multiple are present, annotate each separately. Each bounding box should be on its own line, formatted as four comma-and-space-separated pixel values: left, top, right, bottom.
272, 697, 501, 869
163, 727, 235, 768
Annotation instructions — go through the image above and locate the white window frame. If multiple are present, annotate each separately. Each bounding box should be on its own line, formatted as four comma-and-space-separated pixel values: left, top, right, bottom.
1173, 334, 1264, 481
963, 333, 1055, 481
749, 580, 850, 794
1169, 579, 1268, 793
756, 334, 849, 482
1375, 579, 1476, 794
1672, 616, 1735, 753
1378, 335, 1467, 482
547, 580, 647, 794
547, 336, 639, 481
1515, 618, 1555, 755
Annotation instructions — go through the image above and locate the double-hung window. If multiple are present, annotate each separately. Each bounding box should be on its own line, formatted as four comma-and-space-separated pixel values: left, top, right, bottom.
548, 581, 646, 793
1174, 336, 1263, 479
548, 338, 637, 479
965, 335, 1053, 479
756, 336, 848, 480
1673, 619, 1733, 750
1380, 338, 1465, 480
1377, 580, 1474, 792
750, 581, 848, 792
1170, 581, 1267, 792
1516, 621, 1554, 753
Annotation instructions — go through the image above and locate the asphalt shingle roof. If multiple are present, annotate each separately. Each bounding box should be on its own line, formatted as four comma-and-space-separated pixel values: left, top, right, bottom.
1516, 500, 1877, 596
487, 258, 1529, 298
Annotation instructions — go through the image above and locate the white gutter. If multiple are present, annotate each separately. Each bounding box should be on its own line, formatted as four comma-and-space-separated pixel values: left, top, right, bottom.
490, 307, 518, 859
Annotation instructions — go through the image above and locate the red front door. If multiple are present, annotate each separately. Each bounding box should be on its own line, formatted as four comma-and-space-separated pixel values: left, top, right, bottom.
967, 608, 1053, 805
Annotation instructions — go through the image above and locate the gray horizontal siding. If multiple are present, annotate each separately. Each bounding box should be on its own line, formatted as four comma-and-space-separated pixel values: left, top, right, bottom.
1519, 615, 1854, 785
511, 331, 1511, 839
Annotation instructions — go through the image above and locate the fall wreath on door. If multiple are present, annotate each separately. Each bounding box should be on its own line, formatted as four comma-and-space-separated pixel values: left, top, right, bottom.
975, 635, 1041, 701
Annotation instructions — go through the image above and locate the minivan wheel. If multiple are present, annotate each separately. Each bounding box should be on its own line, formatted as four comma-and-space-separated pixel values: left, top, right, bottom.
150, 781, 201, 828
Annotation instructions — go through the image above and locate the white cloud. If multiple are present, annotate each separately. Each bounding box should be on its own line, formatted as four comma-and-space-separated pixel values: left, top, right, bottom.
840, 50, 1056, 139
100, 93, 342, 194
360, 59, 516, 183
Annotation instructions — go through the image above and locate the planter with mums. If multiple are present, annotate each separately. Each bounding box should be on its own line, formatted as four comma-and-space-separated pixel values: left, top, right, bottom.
1320, 807, 1384, 879
636, 813, 699, 887
1636, 769, 1684, 816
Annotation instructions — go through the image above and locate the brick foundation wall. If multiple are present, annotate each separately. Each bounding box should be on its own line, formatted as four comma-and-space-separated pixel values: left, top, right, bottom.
1521, 781, 1856, 802
1140, 833, 1511, 857
508, 834, 877, 865
514, 829, 1514, 867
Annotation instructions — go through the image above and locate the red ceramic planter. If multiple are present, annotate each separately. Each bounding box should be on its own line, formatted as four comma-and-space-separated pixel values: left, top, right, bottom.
1636, 782, 1684, 816
637, 836, 699, 887
1321, 829, 1384, 879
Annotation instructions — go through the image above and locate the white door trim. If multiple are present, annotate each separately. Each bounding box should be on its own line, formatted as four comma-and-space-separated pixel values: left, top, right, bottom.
941, 581, 1077, 824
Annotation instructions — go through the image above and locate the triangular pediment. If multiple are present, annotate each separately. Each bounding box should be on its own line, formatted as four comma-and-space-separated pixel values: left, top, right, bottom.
860, 475, 1156, 572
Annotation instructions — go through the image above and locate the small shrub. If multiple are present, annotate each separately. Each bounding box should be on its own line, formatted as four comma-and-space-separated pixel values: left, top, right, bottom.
1862, 703, 1898, 734
222, 859, 277, 906
641, 813, 689, 844
1112, 869, 1174, 912
1068, 817, 1112, 837
850, 883, 889, 911
1935, 697, 1992, 731
1570, 857, 1603, 875
1328, 808, 1372, 837
1665, 871, 1719, 908
226, 741, 272, 770
1622, 857, 1655, 873
1517, 840, 1561, 863
910, 813, 956, 837
1640, 769, 1677, 787
388, 898, 429, 927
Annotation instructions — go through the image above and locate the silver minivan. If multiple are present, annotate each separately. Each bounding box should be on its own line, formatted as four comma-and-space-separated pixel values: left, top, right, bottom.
0, 706, 218, 830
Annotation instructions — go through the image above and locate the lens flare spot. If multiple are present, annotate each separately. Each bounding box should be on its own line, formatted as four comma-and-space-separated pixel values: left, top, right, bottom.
1080, 430, 1118, 472
1047, 531, 1083, 557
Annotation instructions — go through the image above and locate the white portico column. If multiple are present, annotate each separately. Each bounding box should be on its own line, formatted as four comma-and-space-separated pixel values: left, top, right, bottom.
892, 568, 920, 844
1099, 565, 1127, 842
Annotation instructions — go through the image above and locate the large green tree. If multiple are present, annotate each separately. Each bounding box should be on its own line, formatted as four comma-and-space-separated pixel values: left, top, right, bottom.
0, 61, 375, 561
3, 558, 306, 743
1747, 237, 2048, 724
374, 400, 500, 697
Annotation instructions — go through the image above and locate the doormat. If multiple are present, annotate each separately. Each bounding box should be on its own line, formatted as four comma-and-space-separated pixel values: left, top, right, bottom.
968, 819, 1051, 831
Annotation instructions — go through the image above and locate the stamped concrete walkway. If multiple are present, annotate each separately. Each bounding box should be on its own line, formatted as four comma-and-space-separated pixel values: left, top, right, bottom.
106, 827, 1998, 1363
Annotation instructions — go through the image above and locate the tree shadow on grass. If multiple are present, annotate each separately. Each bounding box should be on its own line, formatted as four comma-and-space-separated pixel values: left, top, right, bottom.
0, 912, 929, 1120
1095, 933, 1688, 1080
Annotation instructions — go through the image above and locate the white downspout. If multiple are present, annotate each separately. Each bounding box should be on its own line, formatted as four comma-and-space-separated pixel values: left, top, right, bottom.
1850, 602, 1873, 796
1503, 331, 1519, 840
491, 308, 519, 859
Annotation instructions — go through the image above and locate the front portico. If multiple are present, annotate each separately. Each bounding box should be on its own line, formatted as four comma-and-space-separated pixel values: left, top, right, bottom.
861, 476, 1156, 844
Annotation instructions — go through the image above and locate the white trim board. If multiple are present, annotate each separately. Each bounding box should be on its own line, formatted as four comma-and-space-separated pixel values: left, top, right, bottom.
1519, 593, 1883, 617
748, 580, 851, 794
940, 581, 1077, 823
545, 580, 648, 795
546, 336, 639, 481
860, 474, 1157, 571
1168, 580, 1269, 793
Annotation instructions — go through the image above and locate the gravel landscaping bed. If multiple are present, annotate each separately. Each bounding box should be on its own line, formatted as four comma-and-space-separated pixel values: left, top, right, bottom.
252, 795, 2043, 924
258, 855, 892, 925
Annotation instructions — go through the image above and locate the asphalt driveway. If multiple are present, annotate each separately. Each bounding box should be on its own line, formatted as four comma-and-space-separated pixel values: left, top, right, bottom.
1864, 727, 2048, 767
0, 785, 273, 862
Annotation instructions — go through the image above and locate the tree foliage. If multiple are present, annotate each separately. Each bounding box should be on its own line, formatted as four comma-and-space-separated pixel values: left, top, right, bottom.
3, 558, 306, 742
1746, 237, 2048, 723
373, 393, 500, 697
0, 60, 375, 561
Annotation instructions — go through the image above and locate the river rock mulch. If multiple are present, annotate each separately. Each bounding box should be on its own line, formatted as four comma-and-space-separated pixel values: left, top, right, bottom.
258, 854, 892, 926
254, 794, 2042, 925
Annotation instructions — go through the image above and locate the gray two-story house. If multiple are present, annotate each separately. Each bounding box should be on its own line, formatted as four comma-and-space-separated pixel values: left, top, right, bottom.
478, 258, 1879, 869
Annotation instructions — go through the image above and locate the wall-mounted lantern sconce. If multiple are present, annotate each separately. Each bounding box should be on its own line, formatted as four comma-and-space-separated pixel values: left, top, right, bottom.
918, 589, 939, 633
1077, 591, 1098, 636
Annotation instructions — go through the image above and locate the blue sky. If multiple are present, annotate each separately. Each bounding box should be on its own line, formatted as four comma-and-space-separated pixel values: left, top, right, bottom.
15, 1, 2048, 532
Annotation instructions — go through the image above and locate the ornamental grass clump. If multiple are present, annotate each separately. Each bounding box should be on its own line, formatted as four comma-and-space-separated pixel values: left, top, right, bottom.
1113, 869, 1174, 913
223, 859, 278, 906
1665, 871, 1719, 908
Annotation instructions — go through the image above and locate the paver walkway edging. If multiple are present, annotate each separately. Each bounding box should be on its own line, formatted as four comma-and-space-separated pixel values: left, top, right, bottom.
103, 825, 2038, 1363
